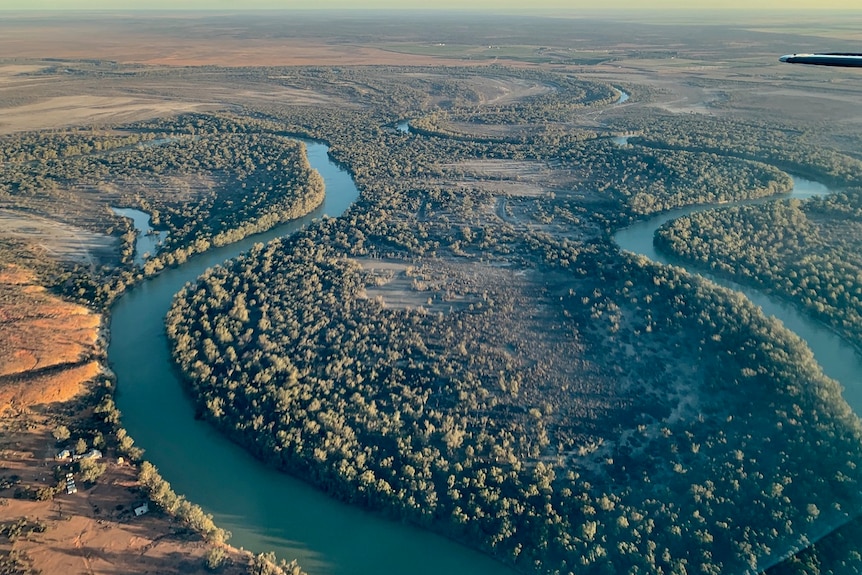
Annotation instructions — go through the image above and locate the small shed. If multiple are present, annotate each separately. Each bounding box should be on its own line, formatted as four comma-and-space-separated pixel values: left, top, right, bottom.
134, 502, 149, 516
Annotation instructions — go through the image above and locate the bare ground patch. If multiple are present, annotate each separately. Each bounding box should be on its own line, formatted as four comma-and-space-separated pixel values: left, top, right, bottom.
0, 362, 102, 413
435, 159, 591, 202
0, 265, 101, 412
424, 159, 603, 239
0, 96, 209, 135
440, 159, 554, 182
355, 258, 479, 312
472, 76, 554, 105
393, 71, 554, 107
0, 210, 118, 267
451, 179, 549, 198
437, 120, 543, 140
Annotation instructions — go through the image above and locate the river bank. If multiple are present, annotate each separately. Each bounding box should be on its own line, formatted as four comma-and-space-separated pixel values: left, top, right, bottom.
109, 141, 516, 575
0, 264, 250, 575
613, 176, 862, 412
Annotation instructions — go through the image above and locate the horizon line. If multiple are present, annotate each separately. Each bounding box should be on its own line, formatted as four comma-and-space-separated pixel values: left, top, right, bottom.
2, 6, 861, 11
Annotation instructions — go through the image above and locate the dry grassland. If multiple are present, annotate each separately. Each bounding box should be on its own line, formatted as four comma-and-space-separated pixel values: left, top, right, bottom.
0, 66, 341, 135
0, 94, 208, 135
0, 25, 489, 68
436, 159, 588, 200
399, 72, 553, 105
356, 258, 481, 312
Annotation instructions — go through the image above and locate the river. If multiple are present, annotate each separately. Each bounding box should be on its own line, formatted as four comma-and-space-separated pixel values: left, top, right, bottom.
109, 140, 516, 575
613, 176, 862, 570
111, 207, 169, 266
110, 132, 862, 574
613, 177, 862, 412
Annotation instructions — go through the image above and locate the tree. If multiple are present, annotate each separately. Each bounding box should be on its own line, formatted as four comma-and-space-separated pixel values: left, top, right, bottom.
53, 425, 70, 443
78, 458, 107, 484
205, 546, 227, 571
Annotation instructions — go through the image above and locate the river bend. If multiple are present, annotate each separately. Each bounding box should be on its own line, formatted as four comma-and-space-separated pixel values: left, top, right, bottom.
109, 141, 515, 575
613, 177, 862, 412
110, 137, 862, 575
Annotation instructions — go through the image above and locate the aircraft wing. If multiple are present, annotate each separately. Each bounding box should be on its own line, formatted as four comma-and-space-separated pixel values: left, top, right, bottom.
780, 53, 862, 67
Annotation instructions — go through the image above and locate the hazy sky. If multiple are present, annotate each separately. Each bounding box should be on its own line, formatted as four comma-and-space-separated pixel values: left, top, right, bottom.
2, 0, 860, 10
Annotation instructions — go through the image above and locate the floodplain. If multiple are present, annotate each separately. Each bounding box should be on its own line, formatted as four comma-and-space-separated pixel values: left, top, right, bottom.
2, 9, 862, 575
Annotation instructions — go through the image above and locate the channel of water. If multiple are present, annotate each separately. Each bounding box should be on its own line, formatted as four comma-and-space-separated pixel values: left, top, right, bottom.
109, 140, 516, 575
613, 178, 862, 411
111, 207, 169, 266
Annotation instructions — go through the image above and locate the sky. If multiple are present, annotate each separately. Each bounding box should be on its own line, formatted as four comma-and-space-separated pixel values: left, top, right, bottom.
2, 0, 860, 10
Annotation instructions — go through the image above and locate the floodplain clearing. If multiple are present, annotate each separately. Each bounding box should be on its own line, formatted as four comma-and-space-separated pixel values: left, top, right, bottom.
0, 95, 207, 135
0, 210, 117, 267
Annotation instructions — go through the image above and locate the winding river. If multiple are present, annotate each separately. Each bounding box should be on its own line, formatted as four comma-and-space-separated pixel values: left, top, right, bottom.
613, 176, 862, 568
110, 132, 862, 574
109, 141, 516, 575
613, 177, 862, 410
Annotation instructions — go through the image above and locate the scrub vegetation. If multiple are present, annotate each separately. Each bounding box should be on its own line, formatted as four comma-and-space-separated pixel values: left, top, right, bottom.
0, 121, 324, 307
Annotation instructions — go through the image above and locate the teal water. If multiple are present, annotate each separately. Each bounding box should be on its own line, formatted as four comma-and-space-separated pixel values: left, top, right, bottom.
111, 207, 168, 266
109, 141, 516, 575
